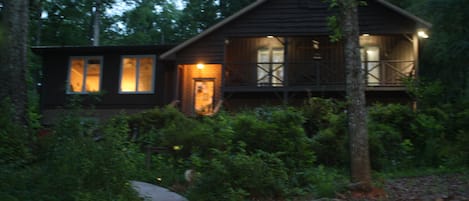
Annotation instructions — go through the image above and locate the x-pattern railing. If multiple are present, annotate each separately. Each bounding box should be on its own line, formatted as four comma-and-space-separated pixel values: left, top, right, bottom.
225, 60, 414, 88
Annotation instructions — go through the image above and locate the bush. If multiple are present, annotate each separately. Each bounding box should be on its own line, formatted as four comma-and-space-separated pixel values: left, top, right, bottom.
232, 107, 316, 170
187, 148, 289, 201
33, 113, 141, 200
302, 98, 348, 167
368, 104, 415, 170
0, 99, 32, 166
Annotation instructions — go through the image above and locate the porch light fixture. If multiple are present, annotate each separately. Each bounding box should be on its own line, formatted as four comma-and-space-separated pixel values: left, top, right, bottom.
266, 35, 274, 38
418, 30, 429, 39
361, 34, 370, 37
197, 63, 205, 69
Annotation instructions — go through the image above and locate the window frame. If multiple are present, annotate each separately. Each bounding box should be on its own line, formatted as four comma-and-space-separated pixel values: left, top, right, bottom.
256, 47, 285, 87
118, 55, 156, 94
66, 56, 103, 94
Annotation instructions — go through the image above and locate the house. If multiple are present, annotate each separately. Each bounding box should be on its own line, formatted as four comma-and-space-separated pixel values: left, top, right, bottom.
32, 45, 177, 124
33, 0, 431, 123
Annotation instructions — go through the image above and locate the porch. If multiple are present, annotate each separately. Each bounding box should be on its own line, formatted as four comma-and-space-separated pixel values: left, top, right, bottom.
224, 60, 414, 91
223, 35, 416, 92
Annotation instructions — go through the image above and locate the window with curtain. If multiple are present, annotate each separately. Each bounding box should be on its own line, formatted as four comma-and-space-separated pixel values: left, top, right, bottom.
257, 48, 284, 87
120, 55, 155, 93
67, 56, 102, 93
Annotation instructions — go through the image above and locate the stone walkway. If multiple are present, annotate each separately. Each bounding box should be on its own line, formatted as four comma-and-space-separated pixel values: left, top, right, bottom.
131, 181, 188, 201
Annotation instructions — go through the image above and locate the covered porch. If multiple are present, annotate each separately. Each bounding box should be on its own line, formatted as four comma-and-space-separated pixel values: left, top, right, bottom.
223, 35, 417, 91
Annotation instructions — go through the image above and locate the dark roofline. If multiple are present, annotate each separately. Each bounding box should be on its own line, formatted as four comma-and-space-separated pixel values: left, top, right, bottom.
32, 44, 175, 55
376, 0, 432, 28
159, 0, 268, 60
160, 0, 431, 60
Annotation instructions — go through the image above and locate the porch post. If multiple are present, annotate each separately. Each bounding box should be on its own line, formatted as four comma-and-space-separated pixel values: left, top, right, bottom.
283, 36, 289, 104
413, 33, 419, 77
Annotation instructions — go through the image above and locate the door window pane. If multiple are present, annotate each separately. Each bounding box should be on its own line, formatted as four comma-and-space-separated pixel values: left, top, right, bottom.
272, 49, 284, 86
361, 47, 380, 85
194, 80, 214, 115
257, 49, 270, 85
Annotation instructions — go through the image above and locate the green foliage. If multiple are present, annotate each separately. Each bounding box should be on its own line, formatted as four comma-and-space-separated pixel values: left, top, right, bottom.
302, 166, 348, 198
188, 149, 289, 201
0, 99, 31, 166
303, 98, 348, 167
233, 107, 316, 171
368, 104, 415, 170
35, 113, 141, 200
412, 0, 469, 101
129, 106, 345, 200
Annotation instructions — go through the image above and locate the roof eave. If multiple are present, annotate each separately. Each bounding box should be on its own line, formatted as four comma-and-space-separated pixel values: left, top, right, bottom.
375, 0, 432, 29
160, 0, 431, 60
159, 0, 268, 60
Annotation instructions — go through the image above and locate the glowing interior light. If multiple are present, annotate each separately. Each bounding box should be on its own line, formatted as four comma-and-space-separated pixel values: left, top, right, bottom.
418, 31, 429, 39
197, 63, 204, 69
362, 34, 370, 37
266, 35, 274, 38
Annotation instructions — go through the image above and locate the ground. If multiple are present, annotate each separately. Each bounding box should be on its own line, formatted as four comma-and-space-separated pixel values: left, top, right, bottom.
336, 173, 469, 201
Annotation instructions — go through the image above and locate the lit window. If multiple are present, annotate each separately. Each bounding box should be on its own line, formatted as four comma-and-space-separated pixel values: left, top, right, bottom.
67, 57, 102, 93
360, 46, 381, 85
257, 48, 284, 87
120, 55, 155, 93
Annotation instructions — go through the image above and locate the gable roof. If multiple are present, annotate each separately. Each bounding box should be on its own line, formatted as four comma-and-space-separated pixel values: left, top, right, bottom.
160, 0, 431, 60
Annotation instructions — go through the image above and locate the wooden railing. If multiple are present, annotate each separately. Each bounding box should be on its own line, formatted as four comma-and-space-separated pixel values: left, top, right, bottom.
224, 60, 414, 88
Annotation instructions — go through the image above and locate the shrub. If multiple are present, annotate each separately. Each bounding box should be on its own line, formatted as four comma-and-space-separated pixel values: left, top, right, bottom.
232, 107, 316, 169
187, 148, 289, 201
35, 113, 141, 200
368, 104, 415, 170
302, 98, 348, 167
0, 99, 32, 166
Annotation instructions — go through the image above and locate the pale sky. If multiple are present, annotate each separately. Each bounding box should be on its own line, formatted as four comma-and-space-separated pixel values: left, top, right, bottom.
106, 0, 185, 17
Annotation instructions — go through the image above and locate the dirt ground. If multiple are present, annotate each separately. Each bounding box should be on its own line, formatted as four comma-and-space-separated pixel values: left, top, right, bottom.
337, 174, 469, 201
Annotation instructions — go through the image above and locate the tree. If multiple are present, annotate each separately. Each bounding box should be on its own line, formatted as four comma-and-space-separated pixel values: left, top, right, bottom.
219, 0, 254, 18
177, 0, 219, 39
417, 0, 469, 102
0, 0, 29, 126
118, 0, 182, 45
91, 0, 102, 46
31, 0, 116, 46
337, 0, 372, 191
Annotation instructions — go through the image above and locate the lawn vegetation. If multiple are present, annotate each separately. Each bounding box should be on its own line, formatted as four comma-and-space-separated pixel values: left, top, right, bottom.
1, 82, 468, 200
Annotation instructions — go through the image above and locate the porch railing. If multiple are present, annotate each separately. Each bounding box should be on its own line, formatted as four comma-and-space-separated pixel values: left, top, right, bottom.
224, 60, 414, 88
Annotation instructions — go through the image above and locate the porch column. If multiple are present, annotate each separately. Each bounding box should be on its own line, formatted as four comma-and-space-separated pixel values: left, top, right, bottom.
413, 33, 419, 77
283, 37, 289, 104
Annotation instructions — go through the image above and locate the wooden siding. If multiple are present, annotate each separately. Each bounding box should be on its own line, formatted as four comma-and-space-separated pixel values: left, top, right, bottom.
37, 46, 175, 112
175, 0, 419, 64
224, 35, 413, 88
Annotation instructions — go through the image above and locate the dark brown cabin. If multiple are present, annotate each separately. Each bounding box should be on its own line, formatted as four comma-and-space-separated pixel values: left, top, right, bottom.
33, 0, 431, 120
32, 45, 176, 124
160, 0, 431, 115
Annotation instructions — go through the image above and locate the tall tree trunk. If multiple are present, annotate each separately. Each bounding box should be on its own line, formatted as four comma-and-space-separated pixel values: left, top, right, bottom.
0, 0, 29, 126
338, 0, 372, 191
92, 0, 101, 46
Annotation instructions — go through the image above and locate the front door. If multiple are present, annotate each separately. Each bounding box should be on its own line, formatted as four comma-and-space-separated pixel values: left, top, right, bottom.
194, 79, 215, 115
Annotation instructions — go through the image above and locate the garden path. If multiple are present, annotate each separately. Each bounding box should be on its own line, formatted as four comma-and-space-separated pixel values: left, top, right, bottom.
131, 180, 188, 201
